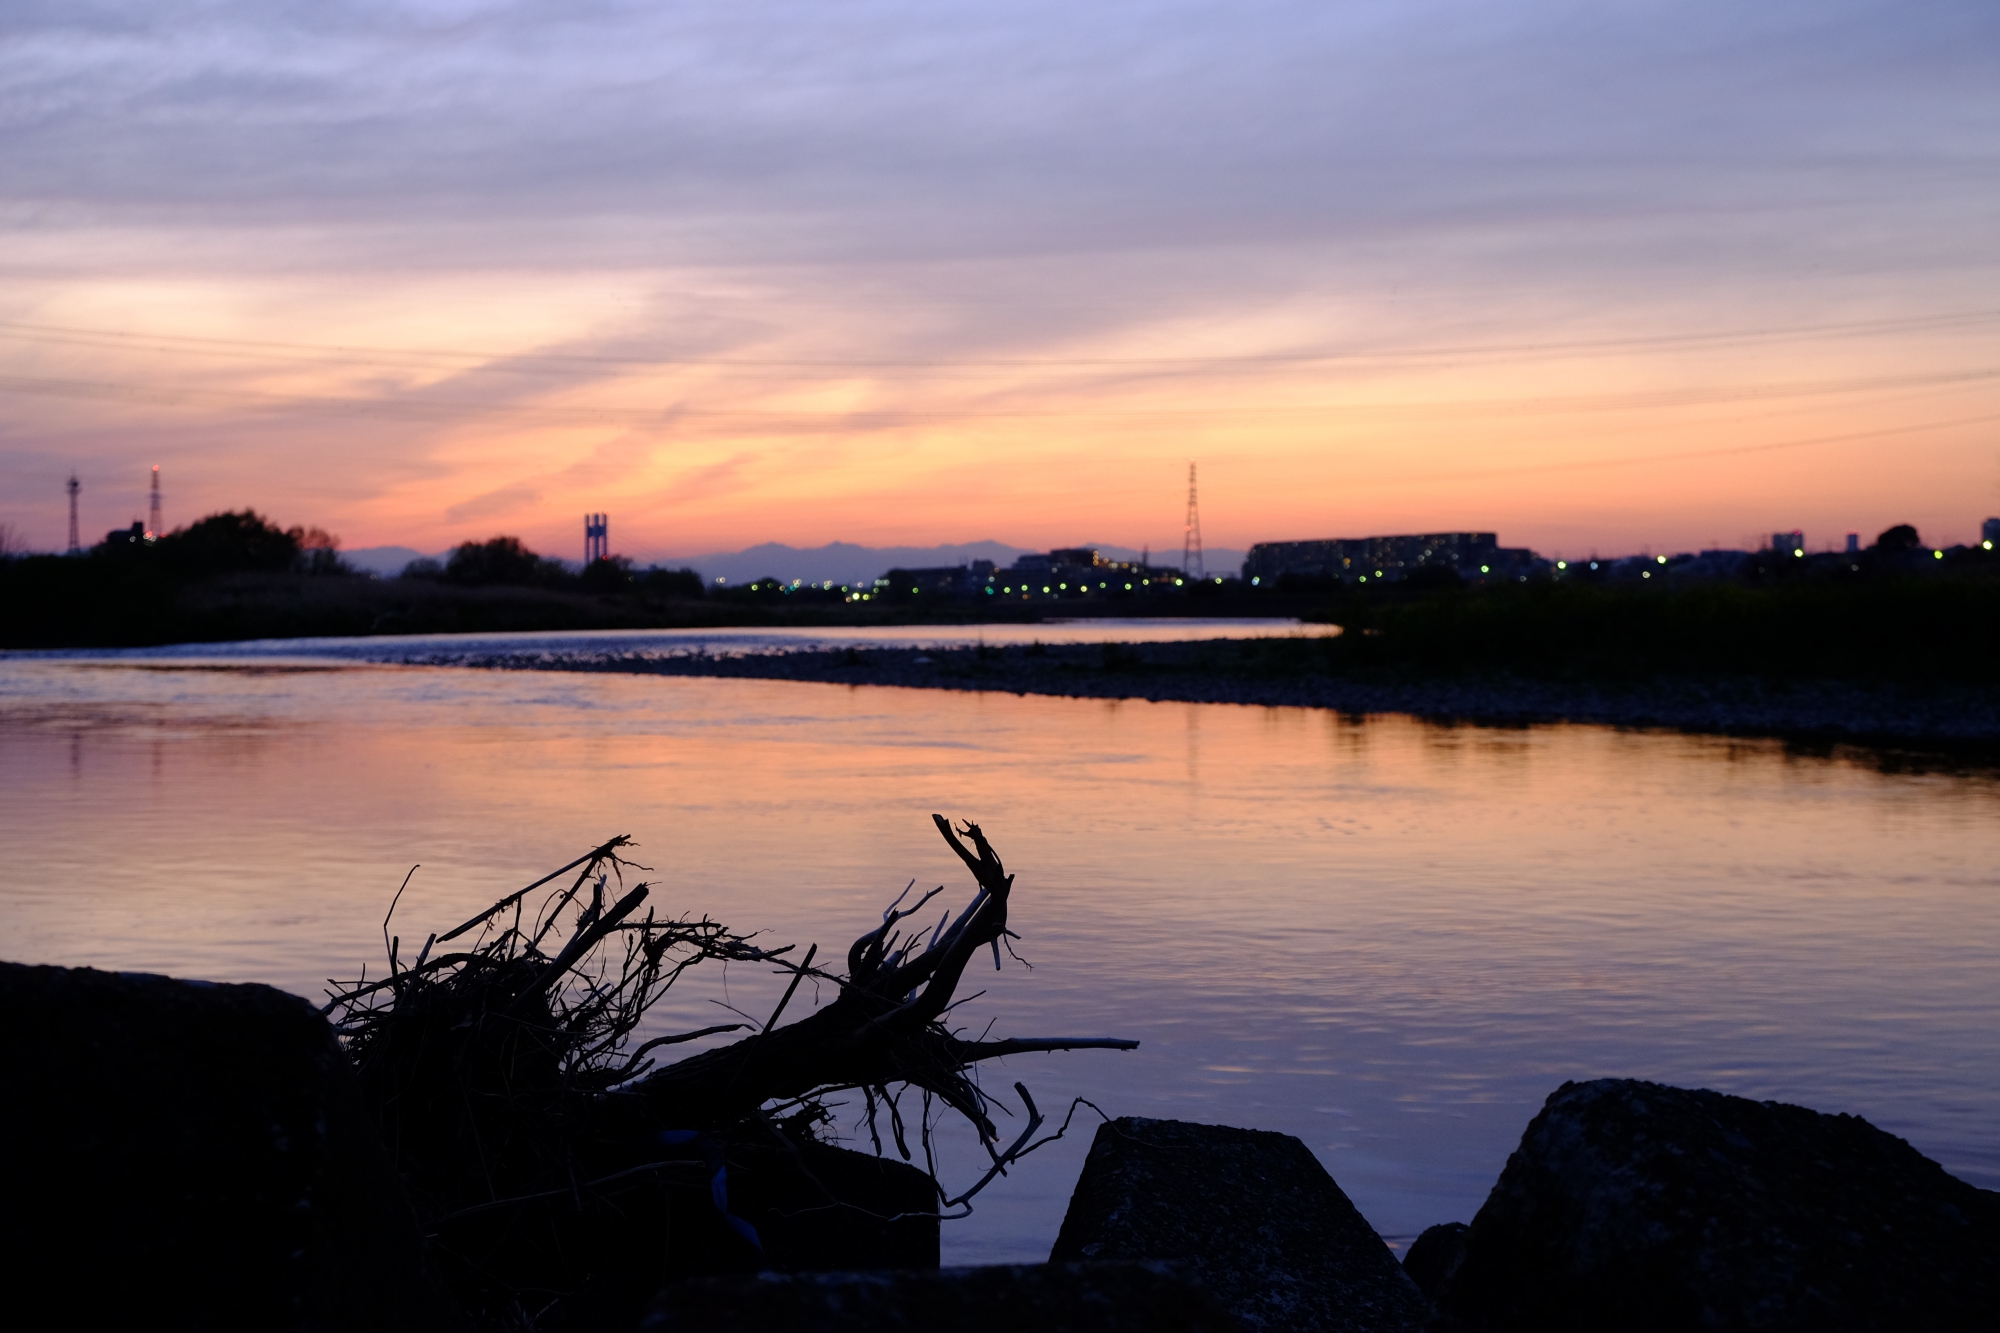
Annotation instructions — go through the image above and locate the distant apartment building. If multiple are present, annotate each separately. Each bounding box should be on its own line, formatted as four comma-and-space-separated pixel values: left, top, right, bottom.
1772, 530, 1805, 556
876, 559, 997, 597
879, 547, 1184, 600
1984, 517, 1999, 548
1241, 532, 1537, 584
994, 547, 1183, 598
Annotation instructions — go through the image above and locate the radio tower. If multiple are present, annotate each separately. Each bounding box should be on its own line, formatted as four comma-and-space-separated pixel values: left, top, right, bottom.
1182, 462, 1204, 580
146, 465, 162, 541
66, 474, 82, 553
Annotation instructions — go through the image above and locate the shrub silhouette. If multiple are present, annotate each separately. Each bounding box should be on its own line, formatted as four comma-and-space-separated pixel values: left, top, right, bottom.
1875, 524, 1922, 552
445, 536, 567, 587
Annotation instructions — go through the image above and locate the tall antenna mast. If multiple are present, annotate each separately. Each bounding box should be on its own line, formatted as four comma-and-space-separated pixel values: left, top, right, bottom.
146, 465, 162, 541
66, 474, 81, 554
1182, 462, 1204, 580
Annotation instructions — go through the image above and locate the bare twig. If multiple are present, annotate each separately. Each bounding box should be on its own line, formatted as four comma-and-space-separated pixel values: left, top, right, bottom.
434, 835, 632, 943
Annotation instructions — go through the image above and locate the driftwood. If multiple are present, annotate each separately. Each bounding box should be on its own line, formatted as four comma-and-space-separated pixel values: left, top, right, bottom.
322, 816, 1136, 1322
629, 817, 1134, 1157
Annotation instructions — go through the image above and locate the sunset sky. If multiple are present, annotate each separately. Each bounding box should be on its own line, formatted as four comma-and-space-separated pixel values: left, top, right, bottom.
4, 0, 1998, 564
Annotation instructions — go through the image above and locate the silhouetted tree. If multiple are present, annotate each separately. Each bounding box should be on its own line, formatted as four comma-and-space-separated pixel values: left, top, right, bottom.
639, 566, 705, 599
1875, 524, 1922, 552
294, 526, 351, 576
444, 536, 568, 587
156, 510, 302, 579
580, 554, 636, 593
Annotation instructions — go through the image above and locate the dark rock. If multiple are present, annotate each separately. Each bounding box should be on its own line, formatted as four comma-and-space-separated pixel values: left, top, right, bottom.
438, 1120, 939, 1328
1432, 1077, 2000, 1332
1401, 1223, 1468, 1301
1050, 1117, 1425, 1333
655, 1134, 941, 1282
643, 1261, 1245, 1332
0, 961, 457, 1331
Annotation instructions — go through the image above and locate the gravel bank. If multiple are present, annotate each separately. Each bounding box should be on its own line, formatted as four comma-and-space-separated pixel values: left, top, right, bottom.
421, 638, 2000, 751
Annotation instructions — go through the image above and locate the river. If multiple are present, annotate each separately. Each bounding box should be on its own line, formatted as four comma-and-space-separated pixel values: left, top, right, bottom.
3, 622, 1995, 1264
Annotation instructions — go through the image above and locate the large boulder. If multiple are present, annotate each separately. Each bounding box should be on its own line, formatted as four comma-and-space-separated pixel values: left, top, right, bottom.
498, 1132, 941, 1328
1050, 1118, 1425, 1333
1400, 1222, 1468, 1304
654, 1134, 941, 1281
643, 1261, 1244, 1331
0, 961, 456, 1331
1431, 1078, 2000, 1331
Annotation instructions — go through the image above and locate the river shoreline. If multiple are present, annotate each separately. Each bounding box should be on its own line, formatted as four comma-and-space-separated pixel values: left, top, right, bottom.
421, 638, 2000, 754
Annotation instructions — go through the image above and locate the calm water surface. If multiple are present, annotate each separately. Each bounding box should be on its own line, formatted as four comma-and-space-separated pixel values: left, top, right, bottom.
8, 616, 1322, 664
2, 643, 1996, 1264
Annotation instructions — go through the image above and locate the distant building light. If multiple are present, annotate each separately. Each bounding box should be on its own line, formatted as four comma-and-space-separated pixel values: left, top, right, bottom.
1174, 579, 1184, 586
1642, 571, 1651, 579
1793, 549, 1804, 558
1125, 582, 1134, 589
1556, 561, 1567, 569
1986, 540, 1995, 550
1589, 561, 1598, 570
1479, 565, 1489, 573
1934, 550, 1944, 559
1250, 576, 1260, 585
1655, 555, 1667, 564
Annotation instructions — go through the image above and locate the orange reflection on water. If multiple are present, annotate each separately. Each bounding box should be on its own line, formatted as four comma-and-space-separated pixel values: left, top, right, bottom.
2, 658, 1996, 1262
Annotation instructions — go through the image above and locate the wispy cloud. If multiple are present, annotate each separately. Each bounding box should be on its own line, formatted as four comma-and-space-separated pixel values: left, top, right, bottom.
2, 1, 1997, 554
445, 481, 541, 524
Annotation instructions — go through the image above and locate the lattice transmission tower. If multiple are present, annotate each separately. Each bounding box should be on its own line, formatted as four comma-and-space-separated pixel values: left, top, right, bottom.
147, 465, 162, 540
1182, 462, 1204, 580
66, 474, 81, 553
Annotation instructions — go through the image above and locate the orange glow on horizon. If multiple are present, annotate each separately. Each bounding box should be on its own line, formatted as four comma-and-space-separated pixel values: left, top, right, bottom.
6, 273, 1998, 561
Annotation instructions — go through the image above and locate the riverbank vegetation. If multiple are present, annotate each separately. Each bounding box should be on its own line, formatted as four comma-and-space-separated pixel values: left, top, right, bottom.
0, 510, 1280, 648
0, 515, 722, 648
1302, 574, 2000, 686
448, 560, 2000, 747
6, 509, 1997, 686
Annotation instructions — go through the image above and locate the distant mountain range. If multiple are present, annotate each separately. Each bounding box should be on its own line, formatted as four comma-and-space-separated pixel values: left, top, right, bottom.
341, 545, 436, 577
341, 540, 1249, 584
